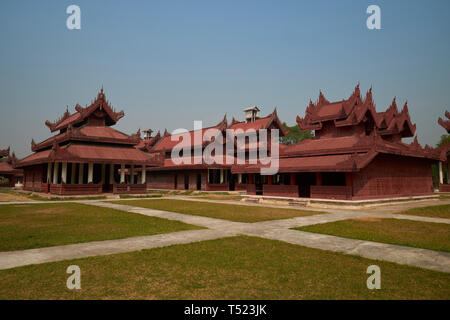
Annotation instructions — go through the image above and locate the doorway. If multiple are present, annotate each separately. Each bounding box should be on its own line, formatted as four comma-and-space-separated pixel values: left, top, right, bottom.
184, 174, 189, 190
196, 174, 202, 190
297, 172, 316, 197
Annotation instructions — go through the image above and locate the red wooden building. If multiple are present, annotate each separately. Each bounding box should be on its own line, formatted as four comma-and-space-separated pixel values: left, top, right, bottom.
438, 110, 450, 192
16, 89, 162, 195
140, 108, 287, 192
141, 85, 441, 200
0, 147, 23, 187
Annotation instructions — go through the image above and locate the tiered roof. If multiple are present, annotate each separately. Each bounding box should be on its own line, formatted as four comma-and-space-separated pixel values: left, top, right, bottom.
17, 89, 163, 168
232, 85, 441, 174
296, 84, 416, 139
146, 108, 286, 155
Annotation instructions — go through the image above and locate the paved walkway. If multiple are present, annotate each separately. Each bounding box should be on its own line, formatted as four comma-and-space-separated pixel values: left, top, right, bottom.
0, 199, 449, 273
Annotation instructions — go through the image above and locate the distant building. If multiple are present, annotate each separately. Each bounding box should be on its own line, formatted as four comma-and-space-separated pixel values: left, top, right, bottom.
0, 147, 23, 187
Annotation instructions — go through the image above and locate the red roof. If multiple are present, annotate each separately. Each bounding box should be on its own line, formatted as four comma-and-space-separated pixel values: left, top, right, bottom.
18, 143, 163, 167
296, 85, 416, 138
147, 155, 236, 171
44, 88, 124, 132
33, 126, 139, 152
0, 161, 22, 175
228, 108, 287, 136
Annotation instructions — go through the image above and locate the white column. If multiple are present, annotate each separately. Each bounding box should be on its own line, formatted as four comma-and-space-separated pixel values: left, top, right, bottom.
109, 164, 115, 184
439, 161, 444, 184
101, 164, 106, 184
220, 169, 224, 184
53, 162, 59, 184
238, 173, 242, 184
88, 163, 94, 183
78, 163, 84, 184
141, 165, 146, 184
61, 162, 67, 184
130, 165, 135, 184
47, 162, 53, 183
120, 164, 125, 183
70, 163, 76, 184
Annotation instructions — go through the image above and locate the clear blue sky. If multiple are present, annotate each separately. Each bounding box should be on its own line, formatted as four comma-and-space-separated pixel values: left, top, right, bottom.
1, 0, 449, 157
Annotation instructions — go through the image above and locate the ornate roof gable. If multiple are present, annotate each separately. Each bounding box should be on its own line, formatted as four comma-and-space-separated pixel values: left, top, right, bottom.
45, 88, 125, 132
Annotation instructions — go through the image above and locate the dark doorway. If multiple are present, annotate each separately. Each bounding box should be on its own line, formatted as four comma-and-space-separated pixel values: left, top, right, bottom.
184, 174, 189, 190
196, 174, 201, 190
174, 174, 178, 189
254, 174, 264, 195
229, 172, 235, 191
297, 172, 316, 197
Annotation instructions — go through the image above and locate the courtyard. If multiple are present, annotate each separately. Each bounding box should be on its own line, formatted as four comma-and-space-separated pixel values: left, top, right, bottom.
0, 192, 449, 299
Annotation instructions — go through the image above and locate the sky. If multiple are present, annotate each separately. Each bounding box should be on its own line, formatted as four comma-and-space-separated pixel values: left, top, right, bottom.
0, 0, 449, 157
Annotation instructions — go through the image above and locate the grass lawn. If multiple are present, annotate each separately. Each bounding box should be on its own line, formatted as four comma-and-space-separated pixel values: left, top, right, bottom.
112, 199, 325, 222
0, 203, 201, 251
294, 217, 450, 252
396, 204, 450, 219
0, 236, 448, 299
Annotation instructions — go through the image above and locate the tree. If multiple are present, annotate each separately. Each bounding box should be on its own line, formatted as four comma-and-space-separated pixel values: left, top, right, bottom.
437, 134, 450, 148
279, 122, 313, 145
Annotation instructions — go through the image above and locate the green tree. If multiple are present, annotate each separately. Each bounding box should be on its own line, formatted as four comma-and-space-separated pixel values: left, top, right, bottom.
280, 122, 313, 145
437, 134, 450, 148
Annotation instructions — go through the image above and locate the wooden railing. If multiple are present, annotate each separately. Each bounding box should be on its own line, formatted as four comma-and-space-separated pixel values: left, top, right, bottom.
310, 185, 352, 200
206, 183, 229, 191
113, 183, 147, 194
263, 185, 299, 197
49, 183, 102, 195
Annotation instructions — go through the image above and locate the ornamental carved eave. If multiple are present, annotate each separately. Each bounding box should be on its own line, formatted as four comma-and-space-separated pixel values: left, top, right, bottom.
44, 88, 125, 132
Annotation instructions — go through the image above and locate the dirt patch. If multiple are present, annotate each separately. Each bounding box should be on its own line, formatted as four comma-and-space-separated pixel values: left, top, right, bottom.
0, 192, 31, 202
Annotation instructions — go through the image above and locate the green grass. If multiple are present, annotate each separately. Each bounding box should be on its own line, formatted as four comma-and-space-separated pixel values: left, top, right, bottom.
0, 236, 448, 299
295, 217, 450, 252
0, 203, 201, 251
396, 204, 450, 219
112, 199, 326, 222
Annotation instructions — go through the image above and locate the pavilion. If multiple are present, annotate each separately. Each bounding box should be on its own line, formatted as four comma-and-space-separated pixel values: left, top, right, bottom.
140, 108, 287, 192
15, 89, 162, 195
0, 147, 23, 188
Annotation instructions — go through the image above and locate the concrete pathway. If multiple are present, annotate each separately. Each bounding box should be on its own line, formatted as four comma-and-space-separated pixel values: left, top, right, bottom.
0, 229, 234, 270
0, 199, 449, 273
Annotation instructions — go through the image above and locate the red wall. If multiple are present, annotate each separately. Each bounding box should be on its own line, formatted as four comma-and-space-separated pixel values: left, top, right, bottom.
310, 185, 352, 200
23, 165, 45, 192
351, 154, 434, 200
263, 184, 299, 197
147, 172, 175, 189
